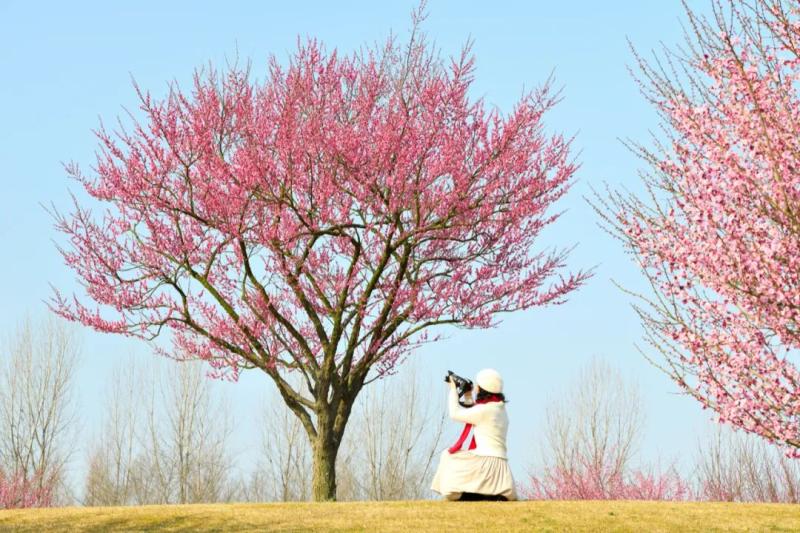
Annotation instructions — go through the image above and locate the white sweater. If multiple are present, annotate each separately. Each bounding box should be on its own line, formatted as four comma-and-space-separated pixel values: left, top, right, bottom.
448, 387, 509, 459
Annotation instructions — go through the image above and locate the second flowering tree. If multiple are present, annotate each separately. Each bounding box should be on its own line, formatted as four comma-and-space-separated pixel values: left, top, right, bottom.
609, 0, 800, 454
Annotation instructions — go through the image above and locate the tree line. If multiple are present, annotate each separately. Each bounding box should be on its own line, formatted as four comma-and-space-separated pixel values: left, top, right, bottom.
4, 318, 800, 508
0, 318, 444, 507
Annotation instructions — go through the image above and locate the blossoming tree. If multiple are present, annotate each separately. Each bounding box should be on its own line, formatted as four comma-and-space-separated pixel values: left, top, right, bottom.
608, 0, 800, 453
52, 15, 588, 500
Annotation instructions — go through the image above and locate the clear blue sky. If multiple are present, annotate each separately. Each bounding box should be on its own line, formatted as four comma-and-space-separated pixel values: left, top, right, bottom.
0, 0, 715, 485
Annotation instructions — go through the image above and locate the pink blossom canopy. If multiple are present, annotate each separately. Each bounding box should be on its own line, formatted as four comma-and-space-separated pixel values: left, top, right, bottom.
53, 30, 587, 386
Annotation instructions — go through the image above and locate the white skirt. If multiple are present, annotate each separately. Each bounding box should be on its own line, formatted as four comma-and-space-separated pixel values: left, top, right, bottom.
430, 449, 517, 500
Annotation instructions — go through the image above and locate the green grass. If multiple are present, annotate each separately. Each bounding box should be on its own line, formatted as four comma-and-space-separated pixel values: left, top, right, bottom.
1, 500, 800, 532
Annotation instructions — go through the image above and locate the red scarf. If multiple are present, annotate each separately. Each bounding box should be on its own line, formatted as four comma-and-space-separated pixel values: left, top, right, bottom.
448, 394, 504, 454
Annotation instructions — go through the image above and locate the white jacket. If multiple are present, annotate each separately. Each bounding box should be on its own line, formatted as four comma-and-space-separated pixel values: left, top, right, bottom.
448, 387, 509, 459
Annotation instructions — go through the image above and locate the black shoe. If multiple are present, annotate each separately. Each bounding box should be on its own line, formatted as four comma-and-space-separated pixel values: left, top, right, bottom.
458, 492, 508, 501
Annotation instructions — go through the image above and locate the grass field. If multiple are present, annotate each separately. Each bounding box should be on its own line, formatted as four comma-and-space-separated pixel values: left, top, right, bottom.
2, 500, 800, 532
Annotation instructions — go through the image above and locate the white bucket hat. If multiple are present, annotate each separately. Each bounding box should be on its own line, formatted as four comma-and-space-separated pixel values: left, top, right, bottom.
476, 368, 503, 394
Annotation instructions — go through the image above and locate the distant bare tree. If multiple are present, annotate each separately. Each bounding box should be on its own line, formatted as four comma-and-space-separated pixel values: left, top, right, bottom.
334, 436, 360, 501
697, 428, 800, 503
526, 359, 690, 500
0, 317, 79, 504
541, 358, 644, 495
168, 363, 235, 503
525, 358, 691, 500
83, 360, 140, 506
343, 366, 444, 500
245, 365, 443, 501
85, 358, 237, 505
244, 393, 313, 502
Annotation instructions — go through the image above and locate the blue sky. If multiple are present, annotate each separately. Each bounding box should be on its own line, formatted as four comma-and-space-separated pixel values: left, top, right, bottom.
0, 0, 716, 486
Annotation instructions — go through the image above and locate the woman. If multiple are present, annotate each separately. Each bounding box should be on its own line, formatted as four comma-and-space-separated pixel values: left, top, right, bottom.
431, 368, 517, 501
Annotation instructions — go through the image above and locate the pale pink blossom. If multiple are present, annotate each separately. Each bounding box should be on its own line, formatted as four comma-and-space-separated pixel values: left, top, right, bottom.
611, 0, 800, 453
0, 469, 54, 509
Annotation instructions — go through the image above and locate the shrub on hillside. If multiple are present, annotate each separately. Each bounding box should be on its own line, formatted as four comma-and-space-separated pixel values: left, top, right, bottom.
523, 457, 689, 500
0, 468, 55, 509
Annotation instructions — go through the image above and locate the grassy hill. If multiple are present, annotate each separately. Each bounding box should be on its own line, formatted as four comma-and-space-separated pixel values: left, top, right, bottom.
2, 500, 800, 532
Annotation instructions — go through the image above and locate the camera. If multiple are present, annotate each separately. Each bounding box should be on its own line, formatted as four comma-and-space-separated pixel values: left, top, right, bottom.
445, 370, 474, 405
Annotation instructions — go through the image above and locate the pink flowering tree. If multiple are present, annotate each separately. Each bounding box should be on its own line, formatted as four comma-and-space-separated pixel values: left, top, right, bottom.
52, 12, 588, 500
606, 0, 800, 453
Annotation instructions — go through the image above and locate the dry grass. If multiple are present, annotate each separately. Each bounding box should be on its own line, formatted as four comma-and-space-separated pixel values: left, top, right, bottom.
1, 500, 800, 532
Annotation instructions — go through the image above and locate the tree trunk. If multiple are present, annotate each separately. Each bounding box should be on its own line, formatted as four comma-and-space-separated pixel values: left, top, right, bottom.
280, 374, 361, 501
308, 389, 359, 501
311, 433, 339, 501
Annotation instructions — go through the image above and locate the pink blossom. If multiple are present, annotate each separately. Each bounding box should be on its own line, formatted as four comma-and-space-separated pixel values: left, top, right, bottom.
52, 19, 588, 385
523, 457, 690, 501
0, 469, 55, 509
612, 1, 800, 453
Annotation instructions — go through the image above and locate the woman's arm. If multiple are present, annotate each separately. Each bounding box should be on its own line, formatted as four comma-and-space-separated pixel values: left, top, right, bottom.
448, 383, 485, 424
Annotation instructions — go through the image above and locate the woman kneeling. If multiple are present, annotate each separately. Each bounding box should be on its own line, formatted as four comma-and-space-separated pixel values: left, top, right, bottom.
431, 368, 517, 501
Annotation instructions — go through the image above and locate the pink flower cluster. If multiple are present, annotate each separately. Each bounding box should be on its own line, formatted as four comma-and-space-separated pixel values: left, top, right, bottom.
524, 460, 690, 501
0, 470, 54, 509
